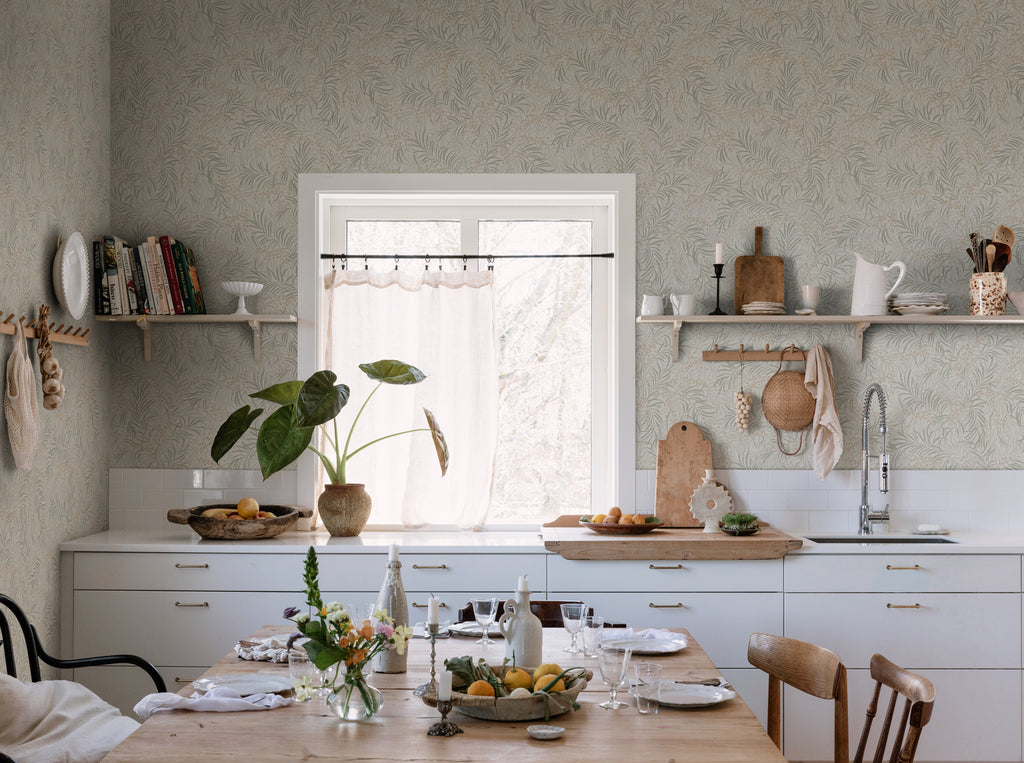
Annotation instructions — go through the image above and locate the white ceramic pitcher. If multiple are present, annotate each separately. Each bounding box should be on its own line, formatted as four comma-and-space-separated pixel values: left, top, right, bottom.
851, 252, 906, 316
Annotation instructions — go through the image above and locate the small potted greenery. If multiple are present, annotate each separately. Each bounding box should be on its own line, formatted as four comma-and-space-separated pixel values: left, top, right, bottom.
211, 360, 449, 536
720, 513, 760, 536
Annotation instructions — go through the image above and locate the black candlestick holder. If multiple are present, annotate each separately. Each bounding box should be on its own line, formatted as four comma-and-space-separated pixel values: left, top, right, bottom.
413, 623, 440, 697
710, 262, 727, 315
427, 698, 463, 736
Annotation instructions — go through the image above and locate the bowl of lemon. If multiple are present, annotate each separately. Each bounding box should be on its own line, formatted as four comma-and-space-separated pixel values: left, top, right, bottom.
422, 658, 591, 722
579, 507, 663, 534
167, 499, 312, 540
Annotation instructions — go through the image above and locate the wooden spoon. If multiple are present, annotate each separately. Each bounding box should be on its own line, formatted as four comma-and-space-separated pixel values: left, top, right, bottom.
994, 225, 1015, 248
986, 243, 996, 272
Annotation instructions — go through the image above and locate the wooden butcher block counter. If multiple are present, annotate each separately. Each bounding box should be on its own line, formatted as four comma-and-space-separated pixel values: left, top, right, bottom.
541, 517, 803, 561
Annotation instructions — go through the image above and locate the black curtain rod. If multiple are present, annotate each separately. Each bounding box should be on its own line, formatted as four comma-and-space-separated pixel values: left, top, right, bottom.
319, 252, 614, 260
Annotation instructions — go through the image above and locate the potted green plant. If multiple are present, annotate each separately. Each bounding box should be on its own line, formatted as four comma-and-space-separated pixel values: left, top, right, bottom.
211, 359, 449, 536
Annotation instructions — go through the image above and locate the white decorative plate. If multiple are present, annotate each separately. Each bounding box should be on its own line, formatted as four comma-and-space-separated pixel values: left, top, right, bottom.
602, 636, 688, 655
192, 673, 293, 696
637, 681, 737, 708
52, 231, 90, 319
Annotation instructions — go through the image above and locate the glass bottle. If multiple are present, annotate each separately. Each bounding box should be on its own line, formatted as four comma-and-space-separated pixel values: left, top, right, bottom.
374, 544, 409, 673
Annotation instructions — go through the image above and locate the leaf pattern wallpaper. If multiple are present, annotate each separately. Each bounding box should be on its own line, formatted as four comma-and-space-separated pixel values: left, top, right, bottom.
1, 0, 112, 656
107, 0, 1024, 473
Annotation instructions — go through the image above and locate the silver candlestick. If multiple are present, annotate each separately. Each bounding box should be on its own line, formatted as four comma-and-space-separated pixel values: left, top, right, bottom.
413, 623, 441, 696
427, 698, 463, 737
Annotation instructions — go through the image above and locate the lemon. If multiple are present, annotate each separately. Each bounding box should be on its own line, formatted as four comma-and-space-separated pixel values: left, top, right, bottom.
532, 663, 562, 685
533, 674, 565, 692
503, 667, 532, 692
589, 514, 606, 524
466, 679, 495, 696
236, 497, 260, 519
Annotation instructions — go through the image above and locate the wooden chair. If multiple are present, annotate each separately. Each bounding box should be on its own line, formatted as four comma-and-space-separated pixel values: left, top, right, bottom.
747, 632, 849, 763
0, 593, 165, 691
854, 653, 935, 763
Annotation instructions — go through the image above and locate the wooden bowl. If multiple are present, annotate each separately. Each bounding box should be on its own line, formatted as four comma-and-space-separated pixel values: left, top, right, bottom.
167, 504, 312, 540
422, 666, 592, 722
579, 518, 663, 535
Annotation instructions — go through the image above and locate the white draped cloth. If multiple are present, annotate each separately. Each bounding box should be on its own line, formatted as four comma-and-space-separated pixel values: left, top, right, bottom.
323, 269, 498, 529
803, 345, 843, 480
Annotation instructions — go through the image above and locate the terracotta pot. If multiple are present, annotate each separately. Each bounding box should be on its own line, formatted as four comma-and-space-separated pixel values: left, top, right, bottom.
318, 484, 372, 537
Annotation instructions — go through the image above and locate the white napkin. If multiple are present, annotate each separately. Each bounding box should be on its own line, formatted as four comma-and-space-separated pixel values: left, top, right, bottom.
133, 686, 294, 720
601, 628, 681, 641
804, 345, 843, 480
235, 635, 292, 663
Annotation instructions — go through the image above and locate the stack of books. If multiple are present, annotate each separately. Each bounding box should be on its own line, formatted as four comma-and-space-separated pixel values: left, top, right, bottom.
92, 235, 207, 316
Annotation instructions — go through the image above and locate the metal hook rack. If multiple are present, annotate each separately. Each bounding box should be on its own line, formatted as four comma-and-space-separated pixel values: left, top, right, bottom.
702, 343, 805, 362
0, 312, 90, 347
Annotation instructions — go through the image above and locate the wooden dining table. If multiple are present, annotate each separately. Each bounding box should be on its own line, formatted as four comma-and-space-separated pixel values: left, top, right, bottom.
104, 626, 785, 762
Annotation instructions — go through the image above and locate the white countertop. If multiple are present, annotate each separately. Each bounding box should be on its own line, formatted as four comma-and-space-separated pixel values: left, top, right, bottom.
59, 528, 1024, 555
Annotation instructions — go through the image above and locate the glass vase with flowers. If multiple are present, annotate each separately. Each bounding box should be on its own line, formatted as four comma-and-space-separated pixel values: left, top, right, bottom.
285, 546, 413, 720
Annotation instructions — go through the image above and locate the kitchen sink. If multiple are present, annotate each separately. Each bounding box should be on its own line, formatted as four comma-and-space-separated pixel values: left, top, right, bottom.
805, 535, 958, 544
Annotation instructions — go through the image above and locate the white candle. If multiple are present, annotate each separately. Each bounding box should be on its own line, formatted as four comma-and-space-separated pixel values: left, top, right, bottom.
389, 543, 399, 563
439, 670, 453, 700
517, 575, 529, 592
427, 595, 439, 625
715, 243, 724, 264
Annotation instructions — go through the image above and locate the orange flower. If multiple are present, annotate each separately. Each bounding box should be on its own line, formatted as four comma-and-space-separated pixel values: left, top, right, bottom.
358, 622, 375, 640
346, 649, 367, 666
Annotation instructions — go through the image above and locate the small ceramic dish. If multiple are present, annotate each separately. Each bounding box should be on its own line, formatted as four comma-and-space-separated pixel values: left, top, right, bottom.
527, 725, 565, 740
719, 525, 760, 536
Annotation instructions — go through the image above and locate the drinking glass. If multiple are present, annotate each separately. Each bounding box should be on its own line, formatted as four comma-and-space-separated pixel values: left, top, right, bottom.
581, 614, 604, 658
471, 597, 499, 645
597, 647, 632, 709
633, 662, 663, 715
560, 602, 586, 654
289, 641, 326, 700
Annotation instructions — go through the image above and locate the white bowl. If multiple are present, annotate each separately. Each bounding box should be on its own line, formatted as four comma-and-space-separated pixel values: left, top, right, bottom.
221, 281, 264, 314
1008, 292, 1024, 315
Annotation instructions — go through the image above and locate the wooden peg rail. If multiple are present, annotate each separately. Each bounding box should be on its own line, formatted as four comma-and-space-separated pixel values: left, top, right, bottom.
0, 314, 90, 347
702, 343, 805, 362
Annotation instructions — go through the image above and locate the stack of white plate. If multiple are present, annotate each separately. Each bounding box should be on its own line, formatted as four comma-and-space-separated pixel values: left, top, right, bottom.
742, 301, 786, 315
889, 293, 948, 315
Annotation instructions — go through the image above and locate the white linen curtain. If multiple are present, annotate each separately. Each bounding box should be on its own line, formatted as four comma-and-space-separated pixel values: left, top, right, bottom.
322, 269, 498, 529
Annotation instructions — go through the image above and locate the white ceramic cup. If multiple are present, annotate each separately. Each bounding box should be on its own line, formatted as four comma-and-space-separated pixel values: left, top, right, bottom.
641, 294, 665, 316
800, 285, 820, 311
670, 294, 696, 315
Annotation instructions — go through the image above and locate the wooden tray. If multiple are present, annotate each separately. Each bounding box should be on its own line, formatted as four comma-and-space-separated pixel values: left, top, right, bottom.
167, 504, 312, 540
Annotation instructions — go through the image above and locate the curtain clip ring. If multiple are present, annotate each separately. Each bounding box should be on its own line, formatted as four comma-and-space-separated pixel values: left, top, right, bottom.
394, 254, 399, 271
486, 255, 494, 272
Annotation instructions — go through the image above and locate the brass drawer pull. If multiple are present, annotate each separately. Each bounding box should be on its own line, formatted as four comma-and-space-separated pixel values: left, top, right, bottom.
649, 602, 684, 608
175, 676, 199, 684
174, 601, 210, 608
886, 603, 921, 609
886, 564, 921, 570
174, 563, 209, 569
412, 564, 448, 570
412, 601, 448, 608
649, 564, 683, 570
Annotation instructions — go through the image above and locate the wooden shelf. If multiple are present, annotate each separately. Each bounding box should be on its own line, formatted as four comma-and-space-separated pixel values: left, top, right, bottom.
637, 313, 1024, 362
97, 313, 297, 362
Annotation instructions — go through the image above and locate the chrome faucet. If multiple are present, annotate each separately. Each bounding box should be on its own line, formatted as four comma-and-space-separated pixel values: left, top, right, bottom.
859, 383, 890, 534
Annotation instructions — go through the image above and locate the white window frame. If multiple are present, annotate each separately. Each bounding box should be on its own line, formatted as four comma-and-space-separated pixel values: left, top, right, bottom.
297, 174, 635, 527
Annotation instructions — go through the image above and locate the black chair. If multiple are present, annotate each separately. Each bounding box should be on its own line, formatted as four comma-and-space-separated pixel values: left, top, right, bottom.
0, 593, 166, 692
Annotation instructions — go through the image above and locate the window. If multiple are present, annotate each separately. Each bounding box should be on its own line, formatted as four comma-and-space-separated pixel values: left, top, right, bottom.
298, 175, 635, 528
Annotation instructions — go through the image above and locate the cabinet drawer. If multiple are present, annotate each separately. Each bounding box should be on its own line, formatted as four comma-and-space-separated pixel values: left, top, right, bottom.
74, 552, 386, 592
784, 554, 1020, 593
548, 557, 782, 592
400, 554, 546, 593
784, 668, 1022, 762
569, 592, 782, 668
74, 590, 376, 666
785, 593, 1021, 669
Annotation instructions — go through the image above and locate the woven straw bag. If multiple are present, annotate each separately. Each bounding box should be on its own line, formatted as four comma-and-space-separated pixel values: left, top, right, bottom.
762, 355, 813, 455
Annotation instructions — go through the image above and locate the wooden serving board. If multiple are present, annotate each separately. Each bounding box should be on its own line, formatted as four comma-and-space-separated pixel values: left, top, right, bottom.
655, 421, 713, 527
541, 520, 803, 560
733, 226, 785, 314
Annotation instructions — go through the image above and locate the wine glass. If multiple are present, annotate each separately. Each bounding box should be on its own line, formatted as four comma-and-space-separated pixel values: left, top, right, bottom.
471, 597, 498, 645
597, 647, 632, 709
560, 602, 586, 654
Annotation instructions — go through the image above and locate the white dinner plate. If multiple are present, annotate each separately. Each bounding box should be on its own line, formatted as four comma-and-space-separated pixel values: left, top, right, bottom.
602, 636, 688, 655
637, 681, 737, 708
449, 621, 503, 639
892, 305, 948, 315
192, 673, 293, 696
52, 231, 90, 319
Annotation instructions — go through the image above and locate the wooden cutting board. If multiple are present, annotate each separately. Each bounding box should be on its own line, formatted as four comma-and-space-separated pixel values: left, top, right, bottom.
655, 422, 713, 527
733, 226, 785, 314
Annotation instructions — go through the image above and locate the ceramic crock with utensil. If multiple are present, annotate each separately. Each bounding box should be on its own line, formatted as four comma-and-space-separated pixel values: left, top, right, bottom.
851, 252, 906, 315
